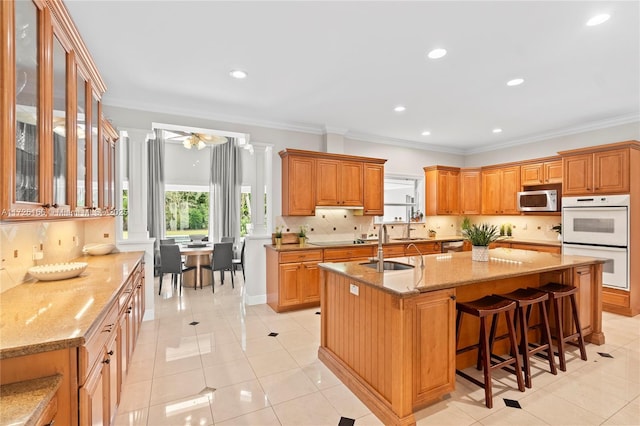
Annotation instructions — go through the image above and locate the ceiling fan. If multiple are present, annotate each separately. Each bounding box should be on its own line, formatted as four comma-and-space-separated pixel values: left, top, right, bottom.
165, 130, 228, 150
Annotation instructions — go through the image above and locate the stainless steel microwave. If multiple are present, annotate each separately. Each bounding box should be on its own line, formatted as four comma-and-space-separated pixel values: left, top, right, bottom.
517, 189, 558, 212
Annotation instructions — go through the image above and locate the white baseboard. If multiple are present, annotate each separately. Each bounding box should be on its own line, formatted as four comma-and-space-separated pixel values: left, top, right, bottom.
245, 294, 267, 305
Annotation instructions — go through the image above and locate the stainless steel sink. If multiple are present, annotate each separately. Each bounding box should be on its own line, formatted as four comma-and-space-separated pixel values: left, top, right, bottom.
360, 261, 415, 271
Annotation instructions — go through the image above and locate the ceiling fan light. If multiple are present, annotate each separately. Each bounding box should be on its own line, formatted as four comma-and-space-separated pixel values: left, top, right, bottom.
183, 139, 192, 149
197, 140, 206, 150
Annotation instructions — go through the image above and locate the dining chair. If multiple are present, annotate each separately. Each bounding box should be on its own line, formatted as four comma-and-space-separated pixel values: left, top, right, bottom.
201, 242, 234, 292
159, 244, 196, 295
221, 236, 234, 243
232, 239, 245, 281
160, 238, 176, 245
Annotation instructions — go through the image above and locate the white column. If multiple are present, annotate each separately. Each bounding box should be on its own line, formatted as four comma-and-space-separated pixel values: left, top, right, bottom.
116, 128, 156, 321
243, 143, 272, 305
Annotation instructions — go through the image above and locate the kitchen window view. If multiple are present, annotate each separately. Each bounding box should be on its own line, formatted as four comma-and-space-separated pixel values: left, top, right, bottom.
164, 188, 209, 239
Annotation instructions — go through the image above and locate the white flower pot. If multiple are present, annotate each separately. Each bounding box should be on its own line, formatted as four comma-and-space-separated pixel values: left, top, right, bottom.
472, 245, 489, 262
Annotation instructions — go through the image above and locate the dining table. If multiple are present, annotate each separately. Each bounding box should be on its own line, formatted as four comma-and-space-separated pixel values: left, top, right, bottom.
179, 243, 214, 289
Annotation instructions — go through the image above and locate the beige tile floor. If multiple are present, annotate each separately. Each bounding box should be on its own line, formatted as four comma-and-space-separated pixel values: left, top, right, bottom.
115, 272, 640, 425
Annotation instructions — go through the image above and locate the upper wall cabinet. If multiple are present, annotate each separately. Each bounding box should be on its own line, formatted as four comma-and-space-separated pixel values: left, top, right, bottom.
316, 159, 363, 207
363, 163, 384, 215
1, 0, 112, 220
424, 166, 459, 215
521, 158, 562, 186
481, 165, 520, 215
459, 168, 481, 215
279, 149, 386, 216
559, 142, 638, 196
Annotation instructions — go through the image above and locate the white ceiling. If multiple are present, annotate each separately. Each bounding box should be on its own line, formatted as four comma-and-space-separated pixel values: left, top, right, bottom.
64, 1, 640, 154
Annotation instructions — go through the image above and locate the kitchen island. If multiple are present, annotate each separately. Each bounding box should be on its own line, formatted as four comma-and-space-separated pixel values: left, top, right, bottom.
318, 248, 605, 426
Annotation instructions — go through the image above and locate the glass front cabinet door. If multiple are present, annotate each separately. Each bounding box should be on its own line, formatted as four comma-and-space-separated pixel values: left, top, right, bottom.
0, 0, 111, 220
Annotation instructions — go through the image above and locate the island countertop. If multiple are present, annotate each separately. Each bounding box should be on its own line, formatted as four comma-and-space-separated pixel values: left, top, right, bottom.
318, 248, 604, 297
0, 251, 144, 359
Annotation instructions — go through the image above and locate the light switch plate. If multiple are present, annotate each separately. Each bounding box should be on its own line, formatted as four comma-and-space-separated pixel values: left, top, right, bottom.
349, 283, 359, 296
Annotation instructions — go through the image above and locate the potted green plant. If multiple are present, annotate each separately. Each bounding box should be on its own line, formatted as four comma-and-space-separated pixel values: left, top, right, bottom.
274, 226, 283, 248
462, 223, 504, 262
461, 217, 472, 234
428, 229, 437, 238
298, 225, 308, 247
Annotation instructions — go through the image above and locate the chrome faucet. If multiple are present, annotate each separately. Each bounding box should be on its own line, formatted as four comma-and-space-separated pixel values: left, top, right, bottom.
377, 224, 387, 272
406, 243, 425, 269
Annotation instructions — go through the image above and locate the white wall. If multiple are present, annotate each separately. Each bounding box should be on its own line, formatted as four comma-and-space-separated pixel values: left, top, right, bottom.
465, 122, 640, 167
164, 142, 211, 187
343, 137, 465, 176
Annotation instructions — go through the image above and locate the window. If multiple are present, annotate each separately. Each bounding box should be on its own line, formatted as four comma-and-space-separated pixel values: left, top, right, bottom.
240, 186, 251, 236
165, 185, 209, 239
380, 175, 423, 223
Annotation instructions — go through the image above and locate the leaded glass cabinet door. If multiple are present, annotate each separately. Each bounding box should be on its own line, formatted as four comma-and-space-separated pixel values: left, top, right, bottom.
76, 72, 89, 210
51, 33, 69, 211
14, 0, 40, 207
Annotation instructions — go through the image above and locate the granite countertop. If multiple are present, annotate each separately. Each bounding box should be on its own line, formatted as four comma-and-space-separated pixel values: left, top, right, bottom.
265, 236, 465, 251
0, 374, 62, 426
0, 251, 144, 359
318, 248, 602, 297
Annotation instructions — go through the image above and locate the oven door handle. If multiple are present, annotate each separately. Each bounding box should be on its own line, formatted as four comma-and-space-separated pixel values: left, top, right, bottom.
563, 243, 628, 252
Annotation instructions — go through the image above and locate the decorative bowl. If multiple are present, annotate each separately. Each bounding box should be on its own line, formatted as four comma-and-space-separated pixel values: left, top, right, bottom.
83, 243, 116, 256
28, 262, 88, 281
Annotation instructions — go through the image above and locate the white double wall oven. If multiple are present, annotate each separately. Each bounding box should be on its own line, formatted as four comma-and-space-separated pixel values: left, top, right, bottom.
562, 195, 630, 290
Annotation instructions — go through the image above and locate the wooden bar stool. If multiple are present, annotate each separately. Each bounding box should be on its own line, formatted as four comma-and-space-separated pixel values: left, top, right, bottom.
496, 288, 557, 388
456, 295, 525, 408
536, 283, 587, 371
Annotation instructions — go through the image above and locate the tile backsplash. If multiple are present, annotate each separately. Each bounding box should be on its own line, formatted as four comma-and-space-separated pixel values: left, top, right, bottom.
0, 217, 116, 293
275, 210, 562, 243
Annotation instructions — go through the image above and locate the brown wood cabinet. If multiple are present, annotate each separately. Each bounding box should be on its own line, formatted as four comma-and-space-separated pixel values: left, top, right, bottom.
281, 153, 316, 216
78, 260, 145, 425
424, 166, 460, 215
481, 166, 520, 214
561, 146, 630, 195
521, 158, 562, 185
316, 159, 364, 207
510, 242, 561, 254
266, 249, 323, 312
459, 168, 481, 215
279, 149, 386, 216
363, 163, 384, 215
319, 270, 455, 425
0, 0, 116, 221
560, 141, 640, 316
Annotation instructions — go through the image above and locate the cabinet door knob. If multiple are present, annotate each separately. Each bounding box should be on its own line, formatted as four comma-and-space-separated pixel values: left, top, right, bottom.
103, 358, 110, 364
107, 350, 114, 356
450, 295, 456, 300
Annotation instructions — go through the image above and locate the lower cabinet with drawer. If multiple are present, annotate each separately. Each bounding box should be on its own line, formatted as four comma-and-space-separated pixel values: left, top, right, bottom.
267, 249, 324, 312
78, 260, 145, 425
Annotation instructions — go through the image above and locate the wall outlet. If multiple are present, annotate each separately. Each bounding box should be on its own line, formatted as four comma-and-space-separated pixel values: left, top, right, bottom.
349, 283, 359, 296
32, 245, 43, 260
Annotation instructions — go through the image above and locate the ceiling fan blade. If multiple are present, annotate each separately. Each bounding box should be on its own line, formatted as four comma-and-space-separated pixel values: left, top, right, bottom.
195, 133, 227, 144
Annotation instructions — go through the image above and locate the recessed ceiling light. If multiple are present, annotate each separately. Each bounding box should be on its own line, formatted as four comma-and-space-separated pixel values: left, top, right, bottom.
427, 48, 447, 59
394, 105, 406, 112
586, 14, 610, 26
229, 69, 248, 79
506, 78, 524, 86
493, 128, 503, 134
421, 130, 431, 136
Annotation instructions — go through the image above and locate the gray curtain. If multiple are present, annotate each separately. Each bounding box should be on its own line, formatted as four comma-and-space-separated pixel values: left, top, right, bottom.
209, 138, 242, 243
147, 129, 165, 273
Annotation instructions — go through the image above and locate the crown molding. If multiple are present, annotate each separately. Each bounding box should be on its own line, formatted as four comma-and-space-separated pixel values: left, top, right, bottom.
103, 97, 326, 135
465, 113, 640, 155
104, 97, 639, 157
